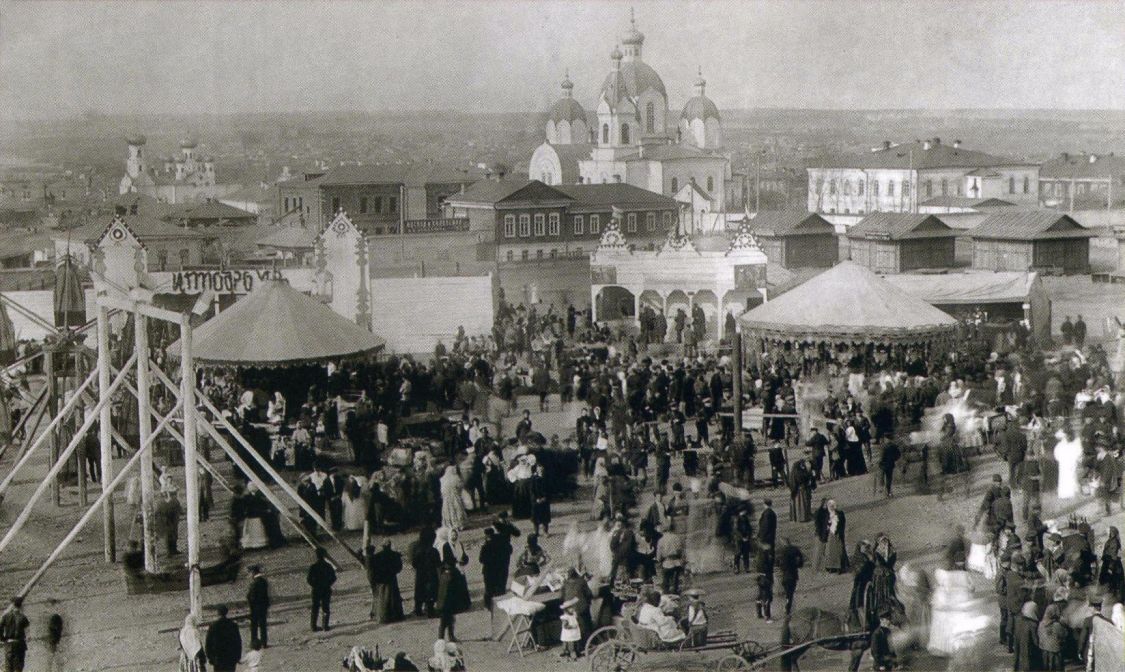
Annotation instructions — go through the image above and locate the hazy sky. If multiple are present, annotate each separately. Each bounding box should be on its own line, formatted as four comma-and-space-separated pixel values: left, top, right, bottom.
2, 0, 1125, 120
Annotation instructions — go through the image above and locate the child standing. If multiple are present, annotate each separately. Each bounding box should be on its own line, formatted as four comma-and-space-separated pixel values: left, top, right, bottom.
560, 598, 582, 661
683, 589, 708, 648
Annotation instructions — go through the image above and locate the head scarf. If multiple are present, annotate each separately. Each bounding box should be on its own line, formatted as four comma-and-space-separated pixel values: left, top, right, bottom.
178, 613, 202, 658
1021, 601, 1039, 620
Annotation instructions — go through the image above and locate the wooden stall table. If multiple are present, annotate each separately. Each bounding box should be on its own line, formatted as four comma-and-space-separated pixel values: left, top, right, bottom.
492, 589, 562, 656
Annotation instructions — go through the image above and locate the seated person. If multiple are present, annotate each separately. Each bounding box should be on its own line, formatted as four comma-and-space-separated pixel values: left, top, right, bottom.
636, 593, 686, 643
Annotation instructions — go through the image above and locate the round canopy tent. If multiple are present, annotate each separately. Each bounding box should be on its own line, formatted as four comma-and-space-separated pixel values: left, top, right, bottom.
739, 261, 958, 345
166, 279, 385, 368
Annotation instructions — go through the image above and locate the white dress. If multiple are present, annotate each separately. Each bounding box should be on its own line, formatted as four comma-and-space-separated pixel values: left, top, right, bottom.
342, 484, 366, 531
1053, 436, 1082, 500
928, 568, 990, 656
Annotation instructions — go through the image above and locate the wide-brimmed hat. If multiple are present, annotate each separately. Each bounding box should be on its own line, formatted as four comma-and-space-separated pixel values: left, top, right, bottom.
683, 589, 705, 598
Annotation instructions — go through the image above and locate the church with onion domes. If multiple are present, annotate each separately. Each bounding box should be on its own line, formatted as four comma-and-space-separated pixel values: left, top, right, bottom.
528, 9, 742, 220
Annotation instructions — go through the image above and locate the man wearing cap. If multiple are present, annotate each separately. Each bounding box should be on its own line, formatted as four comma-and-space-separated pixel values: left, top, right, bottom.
246, 565, 270, 649
733, 508, 754, 575
758, 499, 777, 551
778, 538, 804, 616
306, 547, 337, 632
0, 597, 29, 672
1003, 553, 1027, 653
805, 427, 829, 482
155, 487, 183, 557
655, 523, 685, 595
869, 611, 896, 671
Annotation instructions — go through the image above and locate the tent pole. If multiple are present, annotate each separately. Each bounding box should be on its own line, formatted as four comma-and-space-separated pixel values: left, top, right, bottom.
76, 347, 88, 507
45, 348, 59, 506
97, 306, 116, 562
0, 369, 98, 498
0, 356, 135, 557
135, 313, 159, 573
179, 314, 203, 620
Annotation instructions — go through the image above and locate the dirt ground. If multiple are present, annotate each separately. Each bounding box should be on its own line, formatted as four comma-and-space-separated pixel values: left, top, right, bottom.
0, 393, 1121, 672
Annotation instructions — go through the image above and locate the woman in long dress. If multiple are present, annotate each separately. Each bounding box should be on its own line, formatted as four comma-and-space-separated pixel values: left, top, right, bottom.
241, 484, 269, 550
822, 499, 849, 573
177, 613, 206, 672
342, 477, 366, 532
1053, 429, 1082, 500
439, 466, 467, 531
866, 534, 902, 629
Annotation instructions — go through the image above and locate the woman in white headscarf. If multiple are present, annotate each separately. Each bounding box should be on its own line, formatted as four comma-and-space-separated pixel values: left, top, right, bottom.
177, 613, 205, 672
439, 465, 467, 531
267, 391, 286, 424
427, 639, 465, 672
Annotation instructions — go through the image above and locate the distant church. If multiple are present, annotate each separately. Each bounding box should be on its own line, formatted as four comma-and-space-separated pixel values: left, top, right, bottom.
119, 135, 237, 204
528, 10, 742, 216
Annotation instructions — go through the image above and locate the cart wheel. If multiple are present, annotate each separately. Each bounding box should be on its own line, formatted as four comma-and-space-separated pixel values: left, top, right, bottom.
732, 640, 769, 661
714, 654, 748, 671
584, 625, 622, 656
589, 641, 638, 672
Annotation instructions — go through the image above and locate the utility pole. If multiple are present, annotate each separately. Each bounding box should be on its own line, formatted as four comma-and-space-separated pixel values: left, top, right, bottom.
754, 150, 762, 214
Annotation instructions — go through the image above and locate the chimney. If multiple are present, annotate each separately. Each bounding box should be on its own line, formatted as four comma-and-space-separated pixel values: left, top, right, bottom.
922, 140, 932, 151
933, 137, 941, 146
1062, 152, 1069, 162
953, 139, 961, 149
883, 140, 892, 150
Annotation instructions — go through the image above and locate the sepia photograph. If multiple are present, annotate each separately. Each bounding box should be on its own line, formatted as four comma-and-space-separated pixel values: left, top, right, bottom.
0, 1, 1123, 670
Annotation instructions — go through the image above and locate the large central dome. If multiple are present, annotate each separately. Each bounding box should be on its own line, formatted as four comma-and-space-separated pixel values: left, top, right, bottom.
600, 60, 667, 101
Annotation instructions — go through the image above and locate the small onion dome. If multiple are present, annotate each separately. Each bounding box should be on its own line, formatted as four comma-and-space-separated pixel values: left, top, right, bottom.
126, 134, 147, 146
611, 45, 623, 63
681, 95, 720, 122
180, 139, 198, 149
561, 71, 574, 92
621, 8, 644, 46
549, 97, 588, 124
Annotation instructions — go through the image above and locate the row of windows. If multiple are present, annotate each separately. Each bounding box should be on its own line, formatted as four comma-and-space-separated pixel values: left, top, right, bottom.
503, 211, 673, 238
503, 212, 561, 238
821, 178, 910, 199
1008, 176, 1031, 194
329, 195, 397, 215
154, 248, 191, 271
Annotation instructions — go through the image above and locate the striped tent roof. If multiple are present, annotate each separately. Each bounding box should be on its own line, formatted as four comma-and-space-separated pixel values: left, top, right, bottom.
166, 280, 384, 367
739, 261, 958, 344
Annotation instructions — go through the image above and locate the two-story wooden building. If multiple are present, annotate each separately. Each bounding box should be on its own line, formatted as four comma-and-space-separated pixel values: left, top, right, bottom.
443, 179, 678, 263
969, 212, 1093, 274
846, 212, 957, 273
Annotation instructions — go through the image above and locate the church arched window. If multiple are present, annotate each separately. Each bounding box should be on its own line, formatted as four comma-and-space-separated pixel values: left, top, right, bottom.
602, 124, 609, 144
621, 123, 630, 145
646, 103, 655, 133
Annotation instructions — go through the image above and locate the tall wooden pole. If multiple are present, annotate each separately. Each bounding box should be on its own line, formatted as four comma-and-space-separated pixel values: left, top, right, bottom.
97, 307, 116, 562
44, 348, 59, 506
179, 314, 202, 620
76, 351, 88, 507
732, 330, 743, 437
135, 312, 158, 573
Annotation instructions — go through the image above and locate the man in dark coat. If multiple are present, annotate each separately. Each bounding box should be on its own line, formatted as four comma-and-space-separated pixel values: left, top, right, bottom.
306, 547, 337, 631
0, 597, 30, 672
1000, 423, 1028, 490
758, 499, 777, 550
778, 538, 805, 616
478, 528, 509, 610
991, 487, 1014, 536
1011, 601, 1041, 671
367, 540, 405, 624
734, 508, 754, 574
411, 527, 441, 617
609, 515, 636, 584
878, 436, 901, 498
246, 565, 270, 649
1003, 555, 1027, 653
204, 604, 242, 672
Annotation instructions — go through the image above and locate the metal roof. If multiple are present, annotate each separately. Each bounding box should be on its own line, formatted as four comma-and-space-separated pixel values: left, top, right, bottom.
847, 212, 958, 240
967, 212, 1094, 240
